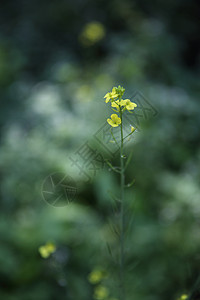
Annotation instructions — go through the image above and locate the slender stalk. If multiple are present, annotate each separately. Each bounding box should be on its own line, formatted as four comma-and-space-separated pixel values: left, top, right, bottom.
119, 108, 125, 300
104, 86, 137, 299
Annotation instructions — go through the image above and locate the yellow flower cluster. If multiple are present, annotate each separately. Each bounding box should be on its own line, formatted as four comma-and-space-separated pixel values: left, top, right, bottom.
111, 99, 137, 111
88, 269, 106, 284
178, 295, 188, 300
94, 285, 109, 300
104, 86, 123, 103
88, 268, 118, 300
38, 242, 56, 259
104, 85, 137, 128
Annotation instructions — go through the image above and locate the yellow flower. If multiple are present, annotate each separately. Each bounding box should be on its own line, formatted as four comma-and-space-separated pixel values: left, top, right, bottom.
38, 242, 56, 259
111, 99, 128, 113
88, 269, 105, 284
94, 285, 109, 300
124, 99, 137, 111
104, 90, 118, 103
104, 86, 125, 103
111, 99, 127, 110
131, 125, 136, 133
79, 22, 105, 46
104, 92, 111, 103
107, 114, 121, 127
178, 295, 188, 300
119, 99, 128, 106
111, 100, 120, 110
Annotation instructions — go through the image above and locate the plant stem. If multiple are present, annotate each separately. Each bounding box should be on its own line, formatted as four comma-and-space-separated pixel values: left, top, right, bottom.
119, 109, 125, 300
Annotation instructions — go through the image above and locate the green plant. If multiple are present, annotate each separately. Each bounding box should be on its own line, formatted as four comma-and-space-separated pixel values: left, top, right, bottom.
105, 86, 137, 300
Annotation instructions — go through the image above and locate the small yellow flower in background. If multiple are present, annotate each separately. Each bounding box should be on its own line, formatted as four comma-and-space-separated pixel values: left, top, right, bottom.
178, 294, 188, 300
38, 242, 56, 259
131, 125, 136, 133
107, 114, 121, 127
94, 285, 109, 300
124, 99, 137, 111
88, 269, 105, 284
79, 22, 105, 46
75, 84, 94, 102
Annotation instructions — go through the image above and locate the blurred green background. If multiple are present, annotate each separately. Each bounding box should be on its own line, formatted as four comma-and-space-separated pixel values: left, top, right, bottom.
0, 0, 200, 299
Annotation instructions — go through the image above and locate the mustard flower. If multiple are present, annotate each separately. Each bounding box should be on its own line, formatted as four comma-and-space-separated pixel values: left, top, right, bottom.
104, 90, 118, 103
111, 99, 127, 110
88, 269, 105, 284
79, 22, 105, 46
178, 295, 188, 300
111, 100, 120, 110
107, 114, 121, 127
104, 86, 125, 103
131, 125, 136, 133
94, 285, 109, 300
119, 99, 128, 106
124, 99, 137, 111
38, 242, 56, 258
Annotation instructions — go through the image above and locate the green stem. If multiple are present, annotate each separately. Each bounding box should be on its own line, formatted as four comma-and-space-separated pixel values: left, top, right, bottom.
119, 109, 125, 300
